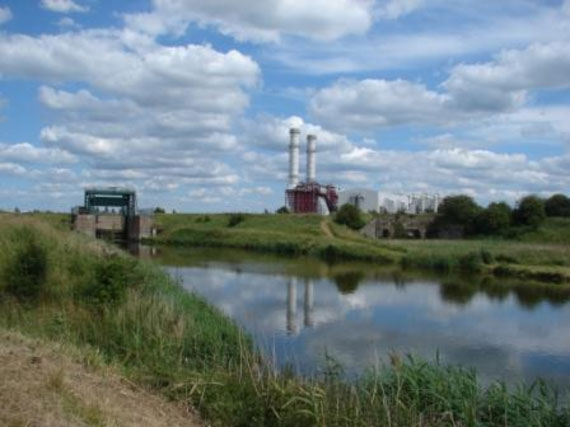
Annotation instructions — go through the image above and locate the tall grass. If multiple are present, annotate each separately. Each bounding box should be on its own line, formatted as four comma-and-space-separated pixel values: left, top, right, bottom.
1, 217, 569, 426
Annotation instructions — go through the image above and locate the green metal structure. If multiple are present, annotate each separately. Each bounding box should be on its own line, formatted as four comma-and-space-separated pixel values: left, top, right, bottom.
83, 187, 137, 217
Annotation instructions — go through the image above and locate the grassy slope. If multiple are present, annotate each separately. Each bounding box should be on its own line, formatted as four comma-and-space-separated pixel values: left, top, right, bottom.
153, 213, 400, 263
1, 217, 569, 426
152, 213, 570, 283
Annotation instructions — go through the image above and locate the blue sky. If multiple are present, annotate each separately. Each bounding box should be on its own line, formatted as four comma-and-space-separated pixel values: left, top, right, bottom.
0, 0, 569, 212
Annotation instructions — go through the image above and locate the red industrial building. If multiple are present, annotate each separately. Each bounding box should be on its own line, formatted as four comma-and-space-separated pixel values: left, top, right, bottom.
285, 128, 338, 215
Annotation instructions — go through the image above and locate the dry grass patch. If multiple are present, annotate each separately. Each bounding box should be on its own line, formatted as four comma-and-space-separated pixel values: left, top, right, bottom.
0, 329, 201, 427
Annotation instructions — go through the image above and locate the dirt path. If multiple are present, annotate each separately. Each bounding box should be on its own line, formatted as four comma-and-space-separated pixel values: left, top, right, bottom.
320, 219, 334, 238
0, 330, 201, 427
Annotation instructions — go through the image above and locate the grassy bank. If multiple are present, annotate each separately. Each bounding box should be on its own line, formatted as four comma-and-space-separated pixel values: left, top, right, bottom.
151, 213, 400, 263
2, 217, 570, 426
150, 213, 570, 284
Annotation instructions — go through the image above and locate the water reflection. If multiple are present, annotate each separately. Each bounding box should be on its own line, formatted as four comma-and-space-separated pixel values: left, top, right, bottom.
150, 247, 570, 389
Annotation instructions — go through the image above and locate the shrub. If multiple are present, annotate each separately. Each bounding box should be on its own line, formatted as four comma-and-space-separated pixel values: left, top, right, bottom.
227, 213, 245, 227
458, 252, 483, 273
513, 195, 546, 228
276, 206, 289, 214
480, 249, 494, 265
3, 227, 48, 301
79, 255, 137, 306
334, 203, 366, 230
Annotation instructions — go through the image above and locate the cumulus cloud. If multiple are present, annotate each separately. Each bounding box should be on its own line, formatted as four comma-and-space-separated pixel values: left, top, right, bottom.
41, 0, 89, 13
0, 6, 11, 24
126, 0, 374, 42
310, 42, 570, 132
0, 27, 262, 204
444, 42, 570, 112
310, 79, 452, 130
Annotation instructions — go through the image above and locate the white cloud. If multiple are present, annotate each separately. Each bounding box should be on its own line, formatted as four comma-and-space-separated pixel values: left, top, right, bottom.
0, 142, 76, 164
266, 1, 570, 74
57, 17, 80, 29
310, 79, 452, 130
0, 162, 26, 176
375, 0, 424, 19
0, 6, 11, 24
126, 0, 374, 42
41, 0, 89, 13
309, 41, 570, 133
444, 42, 570, 112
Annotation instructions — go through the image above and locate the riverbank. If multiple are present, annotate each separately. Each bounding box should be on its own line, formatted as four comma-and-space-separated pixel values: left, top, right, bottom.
2, 216, 569, 426
149, 213, 570, 284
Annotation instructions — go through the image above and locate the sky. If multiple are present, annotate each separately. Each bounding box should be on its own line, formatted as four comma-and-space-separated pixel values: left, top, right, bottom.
0, 0, 569, 212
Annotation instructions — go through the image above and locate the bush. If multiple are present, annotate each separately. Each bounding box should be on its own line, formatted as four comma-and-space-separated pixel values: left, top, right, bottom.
513, 195, 546, 228
3, 227, 48, 301
276, 206, 289, 214
227, 213, 245, 227
545, 194, 570, 217
334, 203, 366, 230
79, 255, 138, 306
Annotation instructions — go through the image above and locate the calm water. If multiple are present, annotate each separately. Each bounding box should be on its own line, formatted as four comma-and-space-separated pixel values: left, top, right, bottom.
146, 246, 570, 388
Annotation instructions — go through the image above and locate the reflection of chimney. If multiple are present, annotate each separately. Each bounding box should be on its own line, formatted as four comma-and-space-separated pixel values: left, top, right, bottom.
286, 278, 297, 335
288, 128, 300, 188
306, 134, 317, 183
304, 280, 314, 327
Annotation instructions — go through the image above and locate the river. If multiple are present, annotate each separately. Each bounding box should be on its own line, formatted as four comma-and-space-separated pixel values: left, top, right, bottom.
143, 245, 570, 389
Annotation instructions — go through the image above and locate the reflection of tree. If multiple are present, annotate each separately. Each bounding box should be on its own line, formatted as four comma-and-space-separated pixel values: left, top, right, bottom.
479, 277, 510, 301
514, 285, 570, 309
334, 271, 365, 294
514, 286, 543, 309
439, 281, 477, 305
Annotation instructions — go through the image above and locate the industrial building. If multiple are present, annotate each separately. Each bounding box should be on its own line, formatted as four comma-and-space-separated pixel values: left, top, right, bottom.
339, 189, 440, 214
285, 128, 338, 214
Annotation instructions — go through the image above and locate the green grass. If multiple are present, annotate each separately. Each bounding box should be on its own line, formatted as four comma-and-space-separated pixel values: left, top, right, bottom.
152, 213, 400, 263
150, 213, 570, 284
1, 216, 570, 426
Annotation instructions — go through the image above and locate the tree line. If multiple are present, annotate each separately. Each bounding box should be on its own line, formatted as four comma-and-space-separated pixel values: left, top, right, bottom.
432, 193, 570, 237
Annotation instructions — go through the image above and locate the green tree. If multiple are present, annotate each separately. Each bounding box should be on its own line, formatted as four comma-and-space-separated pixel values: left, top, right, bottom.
513, 195, 546, 228
334, 203, 366, 230
474, 202, 512, 235
435, 195, 481, 234
276, 206, 289, 214
545, 194, 570, 217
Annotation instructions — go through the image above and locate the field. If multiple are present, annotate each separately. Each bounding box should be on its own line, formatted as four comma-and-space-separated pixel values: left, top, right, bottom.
151, 213, 570, 284
1, 216, 569, 426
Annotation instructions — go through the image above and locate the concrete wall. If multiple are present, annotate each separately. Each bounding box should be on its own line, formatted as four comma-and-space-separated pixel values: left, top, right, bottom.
73, 213, 154, 241
95, 215, 124, 231
361, 215, 435, 239
73, 214, 96, 238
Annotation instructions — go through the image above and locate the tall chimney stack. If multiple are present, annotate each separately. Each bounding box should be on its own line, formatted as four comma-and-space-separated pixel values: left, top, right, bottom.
288, 128, 301, 188
306, 134, 317, 183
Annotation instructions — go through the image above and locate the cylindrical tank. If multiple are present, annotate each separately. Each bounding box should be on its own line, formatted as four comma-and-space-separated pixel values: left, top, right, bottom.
306, 134, 316, 183
288, 128, 300, 188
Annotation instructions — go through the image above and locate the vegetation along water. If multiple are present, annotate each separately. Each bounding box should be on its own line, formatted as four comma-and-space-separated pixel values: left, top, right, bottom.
1, 213, 570, 426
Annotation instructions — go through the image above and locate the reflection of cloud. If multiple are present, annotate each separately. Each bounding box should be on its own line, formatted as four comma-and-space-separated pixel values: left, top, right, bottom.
165, 256, 570, 388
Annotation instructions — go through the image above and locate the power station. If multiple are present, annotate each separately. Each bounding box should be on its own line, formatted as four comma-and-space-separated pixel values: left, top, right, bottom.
285, 128, 338, 215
